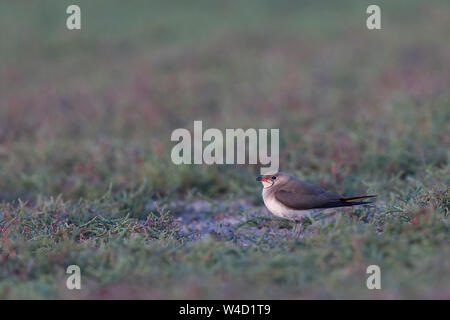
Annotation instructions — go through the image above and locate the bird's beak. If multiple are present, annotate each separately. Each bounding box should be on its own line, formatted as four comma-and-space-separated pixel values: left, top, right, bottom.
256, 176, 267, 182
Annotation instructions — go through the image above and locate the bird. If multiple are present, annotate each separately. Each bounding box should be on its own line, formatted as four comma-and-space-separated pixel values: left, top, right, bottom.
256, 172, 376, 232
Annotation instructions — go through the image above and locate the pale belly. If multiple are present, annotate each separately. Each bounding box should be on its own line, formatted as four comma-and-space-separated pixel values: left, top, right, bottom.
262, 190, 324, 221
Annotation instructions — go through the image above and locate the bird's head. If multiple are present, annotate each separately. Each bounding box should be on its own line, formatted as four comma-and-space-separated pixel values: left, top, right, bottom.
256, 172, 290, 188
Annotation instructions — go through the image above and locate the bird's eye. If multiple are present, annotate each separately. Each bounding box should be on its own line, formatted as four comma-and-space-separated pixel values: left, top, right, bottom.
271, 176, 277, 180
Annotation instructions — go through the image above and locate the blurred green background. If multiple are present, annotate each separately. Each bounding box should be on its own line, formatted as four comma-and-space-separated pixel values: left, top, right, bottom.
0, 0, 448, 200
0, 1, 448, 299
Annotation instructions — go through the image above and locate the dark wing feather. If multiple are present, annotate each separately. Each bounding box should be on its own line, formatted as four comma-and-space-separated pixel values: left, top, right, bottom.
274, 179, 357, 210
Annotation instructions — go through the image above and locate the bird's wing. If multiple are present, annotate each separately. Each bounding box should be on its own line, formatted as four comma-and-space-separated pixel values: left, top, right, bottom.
274, 179, 346, 210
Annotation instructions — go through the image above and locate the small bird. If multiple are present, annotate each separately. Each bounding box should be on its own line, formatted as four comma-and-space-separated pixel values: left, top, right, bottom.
256, 172, 376, 227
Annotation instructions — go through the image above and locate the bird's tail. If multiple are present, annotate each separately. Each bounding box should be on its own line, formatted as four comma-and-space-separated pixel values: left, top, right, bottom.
340, 195, 377, 202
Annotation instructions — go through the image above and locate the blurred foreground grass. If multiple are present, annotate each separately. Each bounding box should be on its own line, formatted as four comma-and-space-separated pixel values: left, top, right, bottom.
0, 0, 449, 298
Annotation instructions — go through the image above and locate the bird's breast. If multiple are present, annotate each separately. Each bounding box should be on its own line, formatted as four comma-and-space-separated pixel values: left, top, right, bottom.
263, 195, 289, 218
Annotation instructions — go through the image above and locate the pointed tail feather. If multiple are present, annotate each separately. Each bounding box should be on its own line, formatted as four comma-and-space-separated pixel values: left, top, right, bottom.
340, 195, 377, 202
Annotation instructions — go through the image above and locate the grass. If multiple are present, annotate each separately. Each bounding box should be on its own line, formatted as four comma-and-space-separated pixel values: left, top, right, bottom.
0, 0, 449, 299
